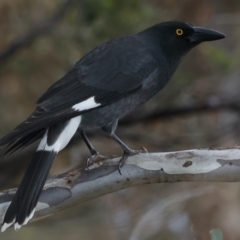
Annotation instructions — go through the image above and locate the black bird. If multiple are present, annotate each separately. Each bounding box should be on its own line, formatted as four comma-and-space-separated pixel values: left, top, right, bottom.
0, 21, 224, 231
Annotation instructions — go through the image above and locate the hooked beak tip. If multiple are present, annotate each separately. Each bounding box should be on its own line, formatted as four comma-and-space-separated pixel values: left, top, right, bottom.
189, 27, 225, 43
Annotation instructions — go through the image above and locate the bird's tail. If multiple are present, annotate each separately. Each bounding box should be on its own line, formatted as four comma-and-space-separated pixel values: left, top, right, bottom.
1, 116, 81, 232
1, 150, 56, 231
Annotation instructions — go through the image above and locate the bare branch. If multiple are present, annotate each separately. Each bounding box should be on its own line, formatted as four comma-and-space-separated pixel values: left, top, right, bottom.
0, 0, 75, 65
121, 97, 240, 125
0, 147, 240, 227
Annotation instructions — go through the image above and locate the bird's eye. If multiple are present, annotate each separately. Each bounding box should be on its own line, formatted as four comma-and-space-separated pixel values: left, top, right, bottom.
176, 29, 184, 36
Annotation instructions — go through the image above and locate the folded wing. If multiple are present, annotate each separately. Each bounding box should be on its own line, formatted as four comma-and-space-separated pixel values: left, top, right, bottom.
0, 36, 157, 154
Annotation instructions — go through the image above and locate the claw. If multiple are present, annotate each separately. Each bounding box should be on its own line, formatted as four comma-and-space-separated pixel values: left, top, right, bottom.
117, 153, 128, 175
118, 164, 122, 175
86, 152, 106, 170
140, 147, 148, 153
117, 147, 148, 175
86, 157, 92, 170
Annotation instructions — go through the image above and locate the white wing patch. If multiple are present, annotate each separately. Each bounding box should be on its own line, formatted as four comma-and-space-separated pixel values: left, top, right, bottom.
72, 96, 100, 112
37, 116, 81, 152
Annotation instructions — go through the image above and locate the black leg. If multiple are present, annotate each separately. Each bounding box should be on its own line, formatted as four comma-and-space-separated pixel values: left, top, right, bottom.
110, 133, 138, 155
78, 129, 97, 155
110, 133, 147, 174
102, 120, 147, 174
78, 129, 106, 169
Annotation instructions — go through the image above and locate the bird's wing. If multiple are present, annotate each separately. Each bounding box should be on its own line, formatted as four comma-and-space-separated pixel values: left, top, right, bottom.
0, 36, 158, 149
37, 36, 157, 109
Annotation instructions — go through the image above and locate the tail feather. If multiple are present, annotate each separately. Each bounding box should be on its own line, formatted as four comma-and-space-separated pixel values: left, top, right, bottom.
26, 151, 55, 219
2, 150, 56, 231
3, 129, 45, 155
1, 116, 81, 231
17, 151, 56, 227
0, 107, 83, 150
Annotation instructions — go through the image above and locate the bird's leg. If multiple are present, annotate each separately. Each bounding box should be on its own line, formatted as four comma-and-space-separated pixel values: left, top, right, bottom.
102, 120, 147, 174
110, 133, 148, 174
78, 129, 106, 169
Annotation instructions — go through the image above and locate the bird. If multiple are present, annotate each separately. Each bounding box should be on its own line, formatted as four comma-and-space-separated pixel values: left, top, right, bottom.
0, 21, 225, 232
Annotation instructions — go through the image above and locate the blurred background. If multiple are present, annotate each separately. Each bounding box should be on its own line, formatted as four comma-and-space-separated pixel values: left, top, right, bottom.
0, 0, 239, 239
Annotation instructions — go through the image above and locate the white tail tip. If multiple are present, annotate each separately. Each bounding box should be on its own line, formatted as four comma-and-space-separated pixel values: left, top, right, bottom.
14, 222, 22, 231
1, 219, 15, 232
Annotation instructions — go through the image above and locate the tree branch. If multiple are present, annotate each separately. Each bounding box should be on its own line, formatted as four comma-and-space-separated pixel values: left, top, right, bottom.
0, 147, 240, 227
0, 0, 75, 65
121, 97, 240, 125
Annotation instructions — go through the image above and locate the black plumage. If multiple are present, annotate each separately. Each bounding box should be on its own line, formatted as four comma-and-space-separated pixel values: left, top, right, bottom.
0, 21, 225, 231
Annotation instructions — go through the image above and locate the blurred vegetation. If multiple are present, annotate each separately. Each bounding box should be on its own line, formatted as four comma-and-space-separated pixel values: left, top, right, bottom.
210, 229, 224, 240
0, 0, 240, 239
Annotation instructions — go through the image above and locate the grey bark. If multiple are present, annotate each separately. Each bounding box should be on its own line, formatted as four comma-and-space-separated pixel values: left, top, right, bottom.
0, 147, 240, 225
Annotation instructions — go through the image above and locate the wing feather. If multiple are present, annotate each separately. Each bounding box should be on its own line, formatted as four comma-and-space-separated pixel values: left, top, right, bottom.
0, 35, 158, 153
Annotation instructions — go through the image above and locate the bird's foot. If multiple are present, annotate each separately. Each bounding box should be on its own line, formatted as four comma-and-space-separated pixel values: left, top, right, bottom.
118, 147, 148, 175
86, 152, 107, 170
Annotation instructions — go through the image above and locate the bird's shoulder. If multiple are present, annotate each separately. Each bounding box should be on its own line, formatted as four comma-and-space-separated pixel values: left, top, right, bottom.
75, 35, 156, 75
37, 35, 159, 107
41, 35, 156, 93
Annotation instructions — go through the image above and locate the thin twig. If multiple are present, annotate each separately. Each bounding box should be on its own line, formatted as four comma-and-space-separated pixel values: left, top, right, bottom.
0, 0, 75, 65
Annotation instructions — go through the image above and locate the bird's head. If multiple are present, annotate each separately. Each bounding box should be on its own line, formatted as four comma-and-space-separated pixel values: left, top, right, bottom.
140, 21, 225, 58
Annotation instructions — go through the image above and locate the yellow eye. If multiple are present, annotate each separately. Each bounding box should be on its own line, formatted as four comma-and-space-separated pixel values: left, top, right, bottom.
176, 29, 184, 36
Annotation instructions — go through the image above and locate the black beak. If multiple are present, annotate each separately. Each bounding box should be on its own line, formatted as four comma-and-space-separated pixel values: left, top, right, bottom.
189, 26, 225, 43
